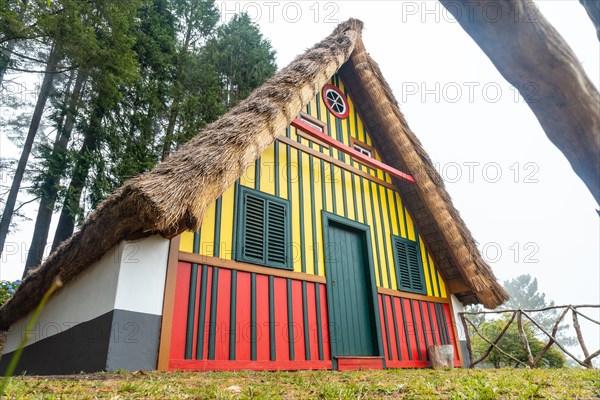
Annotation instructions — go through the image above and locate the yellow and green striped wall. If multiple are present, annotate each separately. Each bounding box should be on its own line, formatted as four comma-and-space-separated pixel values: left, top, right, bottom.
179, 75, 447, 298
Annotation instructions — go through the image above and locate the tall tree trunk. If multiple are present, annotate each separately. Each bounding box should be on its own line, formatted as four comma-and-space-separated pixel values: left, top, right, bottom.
580, 0, 600, 40
439, 0, 600, 205
24, 71, 87, 275
161, 92, 180, 161
0, 44, 60, 258
51, 104, 103, 250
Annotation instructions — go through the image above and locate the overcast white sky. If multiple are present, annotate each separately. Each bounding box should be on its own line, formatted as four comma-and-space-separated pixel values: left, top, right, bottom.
1, 1, 598, 356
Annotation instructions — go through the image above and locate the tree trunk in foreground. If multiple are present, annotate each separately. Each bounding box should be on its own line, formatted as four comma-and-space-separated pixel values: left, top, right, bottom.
439, 0, 600, 205
580, 0, 600, 40
0, 44, 59, 258
24, 71, 87, 275
51, 104, 103, 250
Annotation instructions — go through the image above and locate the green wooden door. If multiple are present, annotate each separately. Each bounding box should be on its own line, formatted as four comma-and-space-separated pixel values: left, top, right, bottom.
326, 221, 377, 356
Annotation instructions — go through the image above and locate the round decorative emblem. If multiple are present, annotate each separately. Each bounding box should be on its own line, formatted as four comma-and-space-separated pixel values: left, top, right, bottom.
322, 84, 349, 119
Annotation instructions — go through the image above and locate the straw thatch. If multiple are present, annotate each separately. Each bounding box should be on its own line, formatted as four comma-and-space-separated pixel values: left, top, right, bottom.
339, 35, 508, 308
0, 20, 361, 330
0, 18, 506, 330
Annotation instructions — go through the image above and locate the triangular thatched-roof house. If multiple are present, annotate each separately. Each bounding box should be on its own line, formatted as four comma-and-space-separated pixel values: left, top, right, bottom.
0, 19, 507, 374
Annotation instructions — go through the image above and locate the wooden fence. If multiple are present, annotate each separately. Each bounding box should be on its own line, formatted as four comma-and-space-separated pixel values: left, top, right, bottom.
459, 305, 599, 369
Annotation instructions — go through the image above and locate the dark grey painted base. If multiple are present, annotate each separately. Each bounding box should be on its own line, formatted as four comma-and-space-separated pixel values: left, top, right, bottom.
460, 340, 470, 367
0, 309, 161, 375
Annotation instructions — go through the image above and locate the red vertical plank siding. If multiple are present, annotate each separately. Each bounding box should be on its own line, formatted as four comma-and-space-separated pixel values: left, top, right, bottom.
442, 304, 461, 366
255, 275, 270, 361
305, 283, 320, 361
411, 300, 427, 362
393, 297, 410, 362
273, 277, 290, 361
429, 302, 443, 346
170, 262, 191, 360
236, 271, 252, 360
401, 298, 417, 361
291, 280, 306, 361
384, 295, 399, 361
200, 267, 214, 360
419, 301, 433, 347
378, 295, 390, 360
190, 266, 202, 358
319, 284, 331, 360
215, 268, 231, 360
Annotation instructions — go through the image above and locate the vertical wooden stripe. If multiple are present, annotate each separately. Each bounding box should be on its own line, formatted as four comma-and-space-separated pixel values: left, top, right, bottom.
213, 197, 222, 257
260, 143, 276, 196
298, 148, 307, 274
360, 176, 380, 286
409, 300, 423, 361
418, 301, 430, 353
240, 157, 256, 188
384, 188, 400, 236
440, 304, 451, 345
193, 230, 200, 254
367, 180, 384, 287
381, 295, 392, 360
381, 188, 397, 289
251, 273, 257, 361
340, 169, 348, 218
351, 170, 359, 221
195, 265, 209, 360
421, 238, 435, 296
268, 276, 276, 360
184, 264, 198, 359
215, 269, 231, 360
308, 155, 318, 276
302, 282, 311, 360
390, 296, 402, 361
331, 164, 338, 215
376, 184, 393, 289
289, 144, 301, 273
220, 187, 235, 260
229, 270, 237, 360
287, 279, 295, 360
427, 302, 438, 345
199, 202, 216, 256
275, 140, 280, 197
208, 267, 219, 360
279, 142, 288, 200
314, 283, 324, 360
314, 154, 325, 276
399, 298, 412, 361
434, 254, 446, 297
255, 157, 261, 191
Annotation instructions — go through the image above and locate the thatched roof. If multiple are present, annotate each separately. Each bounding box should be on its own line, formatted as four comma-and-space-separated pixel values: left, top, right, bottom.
0, 19, 506, 331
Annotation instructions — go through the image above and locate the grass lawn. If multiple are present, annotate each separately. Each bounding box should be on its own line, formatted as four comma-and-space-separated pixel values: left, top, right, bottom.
1, 368, 598, 399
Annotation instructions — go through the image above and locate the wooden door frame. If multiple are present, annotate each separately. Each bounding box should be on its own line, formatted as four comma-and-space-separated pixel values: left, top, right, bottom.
321, 211, 385, 368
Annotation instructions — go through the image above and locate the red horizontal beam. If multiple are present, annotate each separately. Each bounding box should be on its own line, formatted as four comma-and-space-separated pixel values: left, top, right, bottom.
290, 119, 415, 183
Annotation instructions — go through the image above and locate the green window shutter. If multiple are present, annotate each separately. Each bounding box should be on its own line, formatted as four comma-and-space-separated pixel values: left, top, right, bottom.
266, 201, 287, 266
393, 236, 426, 294
236, 187, 290, 270
242, 194, 266, 263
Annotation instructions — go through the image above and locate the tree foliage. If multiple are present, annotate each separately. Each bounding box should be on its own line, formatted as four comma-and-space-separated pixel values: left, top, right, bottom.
0, 2, 277, 274
0, 280, 20, 307
472, 317, 566, 368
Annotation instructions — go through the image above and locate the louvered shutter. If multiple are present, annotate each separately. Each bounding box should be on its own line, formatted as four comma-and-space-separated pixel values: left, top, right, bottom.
237, 187, 290, 270
393, 236, 426, 294
242, 194, 266, 263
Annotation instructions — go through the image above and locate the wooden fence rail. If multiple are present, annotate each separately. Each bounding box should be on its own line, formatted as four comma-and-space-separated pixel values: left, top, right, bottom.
459, 305, 599, 369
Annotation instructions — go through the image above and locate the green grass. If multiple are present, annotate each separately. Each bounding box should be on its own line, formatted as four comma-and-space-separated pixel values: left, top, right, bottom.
2, 368, 598, 399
